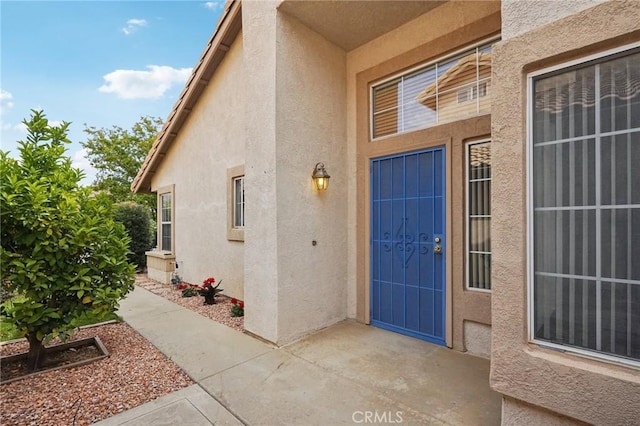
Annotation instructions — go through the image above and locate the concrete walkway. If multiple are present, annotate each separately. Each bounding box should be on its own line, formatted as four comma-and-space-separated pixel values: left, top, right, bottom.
97, 286, 501, 425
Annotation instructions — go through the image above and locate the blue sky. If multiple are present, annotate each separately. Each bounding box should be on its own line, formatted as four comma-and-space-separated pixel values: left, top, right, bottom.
0, 0, 225, 184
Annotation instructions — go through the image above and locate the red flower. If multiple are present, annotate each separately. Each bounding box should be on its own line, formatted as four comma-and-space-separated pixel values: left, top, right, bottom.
239, 301, 244, 309
177, 284, 187, 290
231, 298, 237, 304
203, 277, 215, 285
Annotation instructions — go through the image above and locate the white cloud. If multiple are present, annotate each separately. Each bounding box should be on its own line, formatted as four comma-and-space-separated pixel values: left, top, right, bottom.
0, 89, 14, 114
0, 121, 26, 132
203, 2, 224, 10
72, 148, 91, 171
72, 148, 97, 184
98, 65, 192, 99
122, 18, 148, 35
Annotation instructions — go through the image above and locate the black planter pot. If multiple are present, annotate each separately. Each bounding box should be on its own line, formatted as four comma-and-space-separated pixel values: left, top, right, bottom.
203, 294, 215, 305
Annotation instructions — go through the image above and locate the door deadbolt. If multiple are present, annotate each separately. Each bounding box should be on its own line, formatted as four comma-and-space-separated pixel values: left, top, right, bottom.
434, 245, 442, 253
434, 237, 441, 243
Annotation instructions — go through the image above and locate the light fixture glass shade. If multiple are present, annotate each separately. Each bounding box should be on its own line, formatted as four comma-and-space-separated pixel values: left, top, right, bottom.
312, 162, 330, 190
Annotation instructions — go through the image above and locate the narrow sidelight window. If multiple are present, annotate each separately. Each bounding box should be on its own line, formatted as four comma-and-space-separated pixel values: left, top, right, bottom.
467, 140, 492, 290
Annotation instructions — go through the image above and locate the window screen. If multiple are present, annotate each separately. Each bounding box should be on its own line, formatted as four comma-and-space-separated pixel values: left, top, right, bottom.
531, 48, 640, 362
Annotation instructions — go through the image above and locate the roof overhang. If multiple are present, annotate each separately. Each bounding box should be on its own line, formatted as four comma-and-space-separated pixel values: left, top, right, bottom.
132, 0, 242, 193
277, 0, 445, 51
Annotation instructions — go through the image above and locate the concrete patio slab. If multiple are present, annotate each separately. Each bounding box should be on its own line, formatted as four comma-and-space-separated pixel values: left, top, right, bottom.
284, 321, 501, 425
199, 348, 445, 425
106, 285, 500, 425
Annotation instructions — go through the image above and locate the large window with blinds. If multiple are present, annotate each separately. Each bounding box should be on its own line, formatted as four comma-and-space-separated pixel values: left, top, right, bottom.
529, 45, 640, 363
467, 140, 491, 291
371, 40, 495, 139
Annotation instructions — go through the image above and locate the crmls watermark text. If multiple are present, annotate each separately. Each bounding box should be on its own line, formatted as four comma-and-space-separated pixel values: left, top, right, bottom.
352, 411, 404, 424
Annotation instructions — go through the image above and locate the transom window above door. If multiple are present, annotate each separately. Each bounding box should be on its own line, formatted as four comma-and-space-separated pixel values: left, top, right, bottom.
371, 38, 497, 140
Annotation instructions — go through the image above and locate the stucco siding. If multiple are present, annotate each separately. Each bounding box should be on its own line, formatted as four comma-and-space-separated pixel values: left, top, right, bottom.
274, 12, 348, 344
501, 397, 588, 426
501, 0, 606, 40
242, 0, 280, 343
491, 1, 640, 423
151, 30, 245, 299
241, 0, 349, 345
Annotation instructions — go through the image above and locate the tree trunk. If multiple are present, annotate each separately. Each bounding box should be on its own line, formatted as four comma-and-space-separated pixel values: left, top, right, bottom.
26, 333, 46, 371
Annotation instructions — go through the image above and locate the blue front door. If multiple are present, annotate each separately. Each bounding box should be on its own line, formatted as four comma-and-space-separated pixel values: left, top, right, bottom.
370, 147, 446, 345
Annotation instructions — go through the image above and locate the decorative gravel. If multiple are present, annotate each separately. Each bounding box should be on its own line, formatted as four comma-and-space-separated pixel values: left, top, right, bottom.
135, 275, 244, 332
0, 322, 192, 426
0, 275, 242, 425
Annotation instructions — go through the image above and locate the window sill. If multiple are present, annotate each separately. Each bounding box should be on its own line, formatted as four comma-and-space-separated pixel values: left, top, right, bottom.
227, 228, 244, 242
527, 339, 640, 370
145, 250, 175, 260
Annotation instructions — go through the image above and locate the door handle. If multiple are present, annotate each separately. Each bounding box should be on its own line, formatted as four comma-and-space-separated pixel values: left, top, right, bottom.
434, 245, 442, 254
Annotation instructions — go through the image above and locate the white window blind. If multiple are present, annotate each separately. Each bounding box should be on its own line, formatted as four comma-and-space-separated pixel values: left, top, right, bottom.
371, 41, 494, 139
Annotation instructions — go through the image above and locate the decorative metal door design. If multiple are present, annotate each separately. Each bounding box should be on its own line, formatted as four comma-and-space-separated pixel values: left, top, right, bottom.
371, 147, 446, 345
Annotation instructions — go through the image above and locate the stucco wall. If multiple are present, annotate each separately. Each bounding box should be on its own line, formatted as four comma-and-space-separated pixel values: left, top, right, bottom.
501, 397, 588, 426
242, 0, 348, 345
274, 14, 348, 344
501, 0, 605, 40
491, 1, 640, 424
464, 321, 491, 359
151, 30, 245, 299
242, 0, 280, 343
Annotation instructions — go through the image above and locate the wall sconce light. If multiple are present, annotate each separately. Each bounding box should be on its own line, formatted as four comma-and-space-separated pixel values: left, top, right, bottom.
312, 162, 330, 191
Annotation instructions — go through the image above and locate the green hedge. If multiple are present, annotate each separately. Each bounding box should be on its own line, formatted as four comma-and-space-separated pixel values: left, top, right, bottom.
113, 202, 153, 270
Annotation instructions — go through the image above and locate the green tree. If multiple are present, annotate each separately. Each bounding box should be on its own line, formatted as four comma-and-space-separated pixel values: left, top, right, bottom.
82, 116, 162, 210
0, 110, 135, 371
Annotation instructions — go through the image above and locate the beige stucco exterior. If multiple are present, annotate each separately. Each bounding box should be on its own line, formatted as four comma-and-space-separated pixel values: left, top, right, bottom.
242, 0, 348, 345
145, 250, 175, 284
143, 0, 501, 350
147, 29, 246, 299
501, 0, 606, 40
491, 0, 640, 424
133, 1, 640, 423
